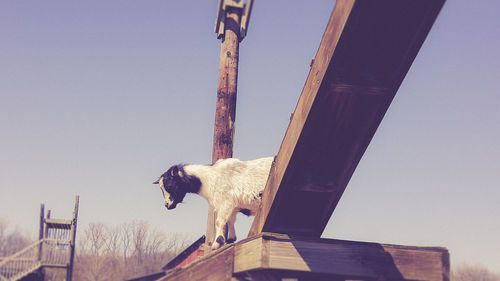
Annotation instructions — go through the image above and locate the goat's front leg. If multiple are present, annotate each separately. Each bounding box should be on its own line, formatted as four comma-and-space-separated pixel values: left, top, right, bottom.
212, 208, 232, 250
226, 210, 238, 243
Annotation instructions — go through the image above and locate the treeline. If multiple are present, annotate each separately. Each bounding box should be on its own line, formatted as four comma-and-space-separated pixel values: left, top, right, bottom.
452, 264, 500, 281
2, 219, 500, 281
0, 219, 32, 256
72, 221, 189, 281
0, 219, 190, 281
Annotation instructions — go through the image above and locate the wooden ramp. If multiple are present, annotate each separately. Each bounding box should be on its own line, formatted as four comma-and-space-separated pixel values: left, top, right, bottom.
250, 0, 445, 237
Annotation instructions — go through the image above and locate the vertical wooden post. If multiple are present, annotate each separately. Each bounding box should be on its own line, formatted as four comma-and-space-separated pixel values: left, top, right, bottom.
207, 4, 243, 250
39, 204, 45, 240
44, 210, 51, 238
66, 195, 79, 281
38, 204, 45, 262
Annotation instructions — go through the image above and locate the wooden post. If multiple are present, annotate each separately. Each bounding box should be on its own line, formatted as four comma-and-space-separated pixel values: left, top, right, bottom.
39, 204, 44, 240
44, 210, 51, 238
66, 195, 79, 281
38, 204, 45, 262
207, 3, 243, 250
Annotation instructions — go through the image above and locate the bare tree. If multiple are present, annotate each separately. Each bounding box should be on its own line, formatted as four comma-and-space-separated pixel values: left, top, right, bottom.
120, 222, 133, 265
132, 221, 148, 266
86, 223, 108, 256
0, 219, 32, 257
73, 220, 189, 281
452, 264, 500, 281
104, 224, 120, 257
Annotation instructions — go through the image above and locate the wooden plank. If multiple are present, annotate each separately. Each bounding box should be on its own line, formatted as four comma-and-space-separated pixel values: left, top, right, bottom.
159, 245, 234, 281
45, 219, 72, 229
45, 219, 71, 226
249, 0, 445, 237
233, 235, 265, 273
246, 271, 281, 281
234, 233, 450, 281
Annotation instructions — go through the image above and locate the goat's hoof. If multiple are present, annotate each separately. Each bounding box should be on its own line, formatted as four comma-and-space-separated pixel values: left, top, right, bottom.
211, 235, 225, 250
227, 237, 236, 244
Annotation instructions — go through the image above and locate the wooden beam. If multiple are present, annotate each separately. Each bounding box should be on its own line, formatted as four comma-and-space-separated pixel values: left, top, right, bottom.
249, 0, 445, 237
234, 233, 450, 281
246, 271, 281, 281
44, 219, 72, 229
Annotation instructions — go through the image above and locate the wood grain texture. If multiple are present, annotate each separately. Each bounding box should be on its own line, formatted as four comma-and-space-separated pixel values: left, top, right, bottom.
159, 245, 234, 281
162, 233, 448, 281
248, 0, 355, 238
249, 0, 445, 237
207, 6, 243, 250
233, 235, 264, 273
245, 271, 281, 281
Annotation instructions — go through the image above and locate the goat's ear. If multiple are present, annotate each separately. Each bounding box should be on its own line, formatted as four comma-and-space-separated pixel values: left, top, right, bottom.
171, 166, 183, 178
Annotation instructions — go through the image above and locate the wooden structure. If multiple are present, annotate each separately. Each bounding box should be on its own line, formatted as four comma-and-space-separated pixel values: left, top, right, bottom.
160, 0, 448, 280
163, 236, 206, 270
161, 233, 448, 281
0, 196, 79, 281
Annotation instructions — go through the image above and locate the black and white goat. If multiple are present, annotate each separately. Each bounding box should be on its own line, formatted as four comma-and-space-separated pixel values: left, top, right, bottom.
153, 157, 273, 249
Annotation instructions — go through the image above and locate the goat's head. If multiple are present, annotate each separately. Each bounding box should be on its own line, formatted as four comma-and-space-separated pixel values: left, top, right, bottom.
153, 165, 189, 210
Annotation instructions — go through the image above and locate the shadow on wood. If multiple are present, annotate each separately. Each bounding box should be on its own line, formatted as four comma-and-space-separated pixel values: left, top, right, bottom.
159, 233, 449, 281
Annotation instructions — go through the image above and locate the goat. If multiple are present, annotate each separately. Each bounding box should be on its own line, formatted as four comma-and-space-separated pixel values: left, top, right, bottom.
153, 157, 273, 249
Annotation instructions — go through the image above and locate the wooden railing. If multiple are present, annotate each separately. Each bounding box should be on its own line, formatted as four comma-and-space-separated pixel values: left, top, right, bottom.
0, 238, 70, 281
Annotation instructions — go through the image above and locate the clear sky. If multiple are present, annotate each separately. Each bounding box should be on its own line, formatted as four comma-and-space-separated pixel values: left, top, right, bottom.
1, 0, 499, 273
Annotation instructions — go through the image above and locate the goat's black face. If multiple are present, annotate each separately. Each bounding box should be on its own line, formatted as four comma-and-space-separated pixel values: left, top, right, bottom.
153, 165, 188, 210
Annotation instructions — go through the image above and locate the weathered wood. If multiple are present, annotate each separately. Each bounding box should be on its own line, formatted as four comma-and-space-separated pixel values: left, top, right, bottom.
249, 0, 445, 237
66, 195, 79, 281
38, 204, 45, 262
212, 6, 241, 162
207, 6, 243, 250
162, 233, 449, 281
44, 219, 71, 228
39, 204, 44, 241
159, 245, 234, 281
234, 233, 450, 281
233, 235, 265, 273
245, 271, 281, 281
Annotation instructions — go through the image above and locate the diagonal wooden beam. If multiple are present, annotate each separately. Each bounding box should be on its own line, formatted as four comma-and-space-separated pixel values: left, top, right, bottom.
249, 0, 445, 237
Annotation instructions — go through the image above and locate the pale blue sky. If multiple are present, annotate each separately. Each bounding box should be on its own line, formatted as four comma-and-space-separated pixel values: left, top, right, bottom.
1, 0, 499, 273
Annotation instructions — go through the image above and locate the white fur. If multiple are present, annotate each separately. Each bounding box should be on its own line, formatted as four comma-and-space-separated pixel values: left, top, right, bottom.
183, 157, 273, 249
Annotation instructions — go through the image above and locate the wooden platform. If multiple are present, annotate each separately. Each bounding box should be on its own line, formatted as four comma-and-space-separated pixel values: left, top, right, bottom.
159, 233, 449, 281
